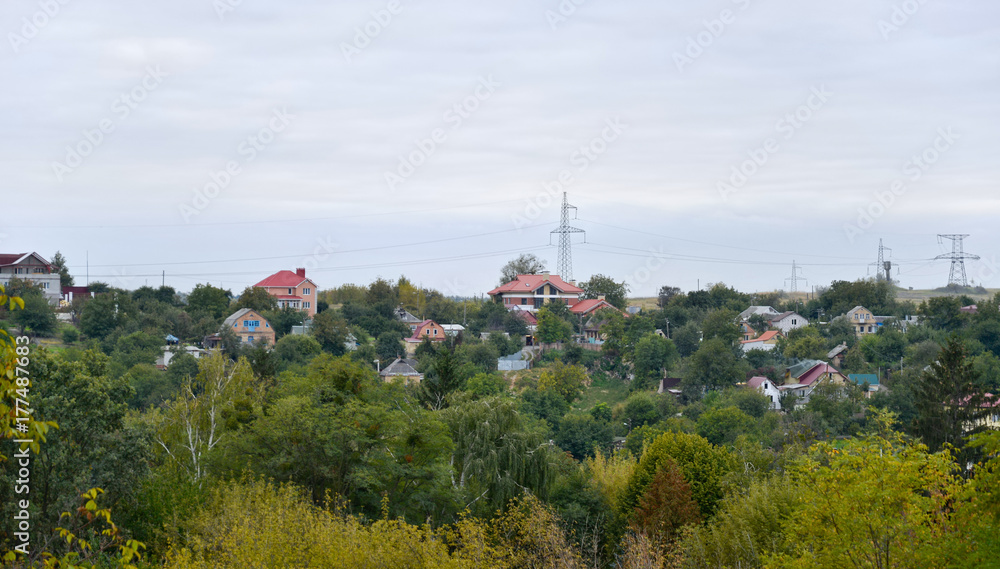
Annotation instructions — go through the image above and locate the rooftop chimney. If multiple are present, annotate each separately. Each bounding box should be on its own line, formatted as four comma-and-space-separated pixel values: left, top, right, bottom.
296, 268, 306, 277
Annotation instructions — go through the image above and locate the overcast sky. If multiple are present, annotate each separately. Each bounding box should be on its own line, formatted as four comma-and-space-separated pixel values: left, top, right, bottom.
2, 0, 998, 298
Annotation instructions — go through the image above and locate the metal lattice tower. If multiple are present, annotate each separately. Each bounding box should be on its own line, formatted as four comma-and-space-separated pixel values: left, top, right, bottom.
934, 234, 979, 287
550, 192, 585, 281
785, 260, 806, 293
870, 239, 893, 282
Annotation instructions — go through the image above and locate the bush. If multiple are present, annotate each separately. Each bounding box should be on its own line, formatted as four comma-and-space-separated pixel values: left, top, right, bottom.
61, 325, 80, 344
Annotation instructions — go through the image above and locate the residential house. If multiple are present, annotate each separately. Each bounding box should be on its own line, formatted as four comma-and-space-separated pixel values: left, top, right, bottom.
156, 345, 207, 370
740, 330, 782, 353
253, 268, 318, 317
767, 311, 808, 334
845, 306, 878, 336
395, 306, 422, 332
487, 272, 583, 312
0, 252, 61, 303
404, 320, 446, 356
380, 357, 423, 384
222, 308, 275, 346
780, 359, 848, 407
848, 373, 882, 398
738, 305, 781, 321
828, 343, 848, 368
748, 376, 783, 410
569, 297, 618, 317
740, 322, 759, 342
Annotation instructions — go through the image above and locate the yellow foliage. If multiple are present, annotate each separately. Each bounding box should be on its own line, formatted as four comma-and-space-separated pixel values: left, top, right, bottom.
585, 449, 636, 512
165, 479, 586, 569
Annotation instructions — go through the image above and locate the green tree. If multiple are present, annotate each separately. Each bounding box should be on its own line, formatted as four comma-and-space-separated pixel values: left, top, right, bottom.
696, 406, 755, 446
620, 431, 737, 521
580, 274, 630, 310
79, 289, 136, 340
421, 348, 463, 410
657, 286, 681, 308
233, 286, 278, 313
274, 334, 322, 371
10, 282, 56, 336
310, 309, 347, 355
50, 250, 74, 288
672, 322, 701, 358
538, 360, 588, 403
536, 305, 572, 343
444, 397, 555, 515
499, 253, 546, 284
555, 413, 613, 460
153, 352, 262, 483
186, 283, 233, 319
767, 432, 959, 568
682, 338, 750, 400
632, 333, 678, 388
375, 330, 404, 362
700, 308, 741, 345
913, 337, 988, 460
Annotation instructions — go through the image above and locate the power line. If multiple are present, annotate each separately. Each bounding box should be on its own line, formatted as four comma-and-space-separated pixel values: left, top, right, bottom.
68, 222, 554, 268
6, 199, 526, 230
934, 234, 980, 287
78, 245, 554, 279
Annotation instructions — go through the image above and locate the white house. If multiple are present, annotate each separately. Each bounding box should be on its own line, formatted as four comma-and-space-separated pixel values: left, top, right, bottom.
767, 311, 808, 334
748, 376, 783, 410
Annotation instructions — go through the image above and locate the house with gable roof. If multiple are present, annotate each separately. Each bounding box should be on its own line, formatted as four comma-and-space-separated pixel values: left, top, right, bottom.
766, 311, 808, 334
222, 308, 275, 346
404, 320, 446, 356
380, 357, 423, 385
487, 272, 583, 312
0, 252, 61, 303
253, 268, 318, 317
740, 330, 782, 353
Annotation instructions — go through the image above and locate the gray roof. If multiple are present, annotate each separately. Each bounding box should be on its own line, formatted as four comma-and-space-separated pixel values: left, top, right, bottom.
395, 306, 421, 323
380, 357, 421, 376
827, 342, 848, 358
222, 308, 255, 329
739, 306, 779, 320
787, 359, 824, 379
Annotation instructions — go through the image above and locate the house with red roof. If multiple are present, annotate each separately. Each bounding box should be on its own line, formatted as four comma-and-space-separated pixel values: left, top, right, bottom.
569, 297, 618, 316
740, 330, 782, 353
253, 268, 318, 317
404, 320, 446, 356
487, 272, 583, 312
0, 252, 60, 303
747, 376, 783, 410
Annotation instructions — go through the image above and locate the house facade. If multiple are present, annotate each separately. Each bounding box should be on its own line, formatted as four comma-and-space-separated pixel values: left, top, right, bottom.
222, 308, 275, 346
253, 268, 318, 317
748, 376, 783, 410
846, 306, 879, 336
487, 272, 583, 312
0, 252, 61, 303
740, 330, 782, 353
767, 311, 808, 334
404, 320, 446, 355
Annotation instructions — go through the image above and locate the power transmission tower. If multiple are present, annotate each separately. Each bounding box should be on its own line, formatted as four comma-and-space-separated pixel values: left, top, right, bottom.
934, 234, 979, 287
785, 260, 806, 293
869, 239, 893, 282
550, 192, 585, 281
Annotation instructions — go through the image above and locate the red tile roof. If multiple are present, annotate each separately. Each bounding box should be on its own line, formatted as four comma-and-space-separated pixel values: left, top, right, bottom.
741, 330, 781, 344
488, 274, 583, 296
0, 252, 50, 269
408, 320, 444, 341
569, 298, 617, 315
254, 270, 314, 288
798, 363, 844, 386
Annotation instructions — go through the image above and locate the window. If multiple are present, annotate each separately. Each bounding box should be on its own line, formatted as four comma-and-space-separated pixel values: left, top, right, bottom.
288, 288, 293, 294
14, 268, 23, 274
521, 298, 528, 305
33, 267, 45, 273
303, 302, 310, 308
247, 335, 254, 343
791, 319, 797, 325
303, 288, 311, 295
433, 329, 438, 336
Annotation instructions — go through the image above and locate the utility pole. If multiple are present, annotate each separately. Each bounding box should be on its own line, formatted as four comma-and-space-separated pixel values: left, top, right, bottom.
934, 234, 979, 287
550, 192, 585, 281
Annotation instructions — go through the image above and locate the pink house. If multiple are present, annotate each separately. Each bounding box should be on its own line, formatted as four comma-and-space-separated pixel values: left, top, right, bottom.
253, 268, 318, 317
